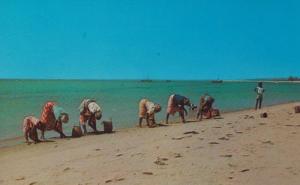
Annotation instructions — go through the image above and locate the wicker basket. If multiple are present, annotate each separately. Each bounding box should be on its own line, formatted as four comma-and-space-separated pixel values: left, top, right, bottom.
72, 126, 83, 137
295, 106, 300, 113
103, 120, 113, 133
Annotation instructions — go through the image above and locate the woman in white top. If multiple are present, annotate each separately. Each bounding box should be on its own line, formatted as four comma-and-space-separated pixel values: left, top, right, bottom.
79, 99, 102, 134
138, 99, 161, 127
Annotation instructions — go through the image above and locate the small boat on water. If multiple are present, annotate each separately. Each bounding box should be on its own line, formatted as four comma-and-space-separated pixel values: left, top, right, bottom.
140, 79, 153, 83
211, 80, 223, 83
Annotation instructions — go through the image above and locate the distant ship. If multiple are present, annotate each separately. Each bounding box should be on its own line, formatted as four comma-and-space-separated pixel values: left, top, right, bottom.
211, 80, 223, 83
140, 79, 153, 83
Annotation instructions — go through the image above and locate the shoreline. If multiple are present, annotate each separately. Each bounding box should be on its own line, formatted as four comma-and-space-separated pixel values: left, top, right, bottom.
1, 101, 300, 149
0, 102, 300, 184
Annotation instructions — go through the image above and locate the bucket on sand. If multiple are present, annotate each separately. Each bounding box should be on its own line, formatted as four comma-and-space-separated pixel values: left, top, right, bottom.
260, 112, 268, 118
295, 106, 300, 113
72, 126, 83, 137
102, 120, 113, 133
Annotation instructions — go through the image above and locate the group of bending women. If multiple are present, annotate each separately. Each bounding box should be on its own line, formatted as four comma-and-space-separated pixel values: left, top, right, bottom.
23, 99, 103, 143
139, 94, 215, 127
23, 95, 215, 144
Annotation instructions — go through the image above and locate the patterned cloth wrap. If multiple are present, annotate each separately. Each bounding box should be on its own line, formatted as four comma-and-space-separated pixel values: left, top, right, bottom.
40, 102, 66, 132
139, 99, 156, 119
79, 99, 102, 126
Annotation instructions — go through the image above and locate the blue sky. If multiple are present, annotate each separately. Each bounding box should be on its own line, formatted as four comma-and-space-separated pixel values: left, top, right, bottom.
0, 0, 299, 80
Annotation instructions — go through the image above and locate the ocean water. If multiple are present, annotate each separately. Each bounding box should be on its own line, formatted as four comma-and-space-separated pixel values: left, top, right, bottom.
0, 80, 300, 141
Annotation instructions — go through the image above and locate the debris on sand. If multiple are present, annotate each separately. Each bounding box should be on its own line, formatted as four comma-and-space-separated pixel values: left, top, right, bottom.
260, 112, 268, 118
105, 179, 113, 183
143, 172, 154, 175
183, 131, 199, 135
174, 153, 183, 158
172, 135, 192, 140
218, 137, 229, 141
261, 140, 274, 145
235, 131, 243, 134
15, 177, 25, 181
220, 154, 233, 158
240, 169, 250, 173
226, 134, 234, 137
154, 157, 168, 165
63, 167, 71, 172
105, 178, 125, 183
209, 142, 219, 145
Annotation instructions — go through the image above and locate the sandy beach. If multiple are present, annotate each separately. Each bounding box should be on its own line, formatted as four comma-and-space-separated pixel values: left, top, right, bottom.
1, 102, 300, 185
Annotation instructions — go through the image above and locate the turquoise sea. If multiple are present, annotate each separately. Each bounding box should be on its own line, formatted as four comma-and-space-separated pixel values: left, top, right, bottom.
0, 80, 300, 141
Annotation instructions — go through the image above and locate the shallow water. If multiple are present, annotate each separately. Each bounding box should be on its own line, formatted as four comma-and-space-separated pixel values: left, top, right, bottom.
0, 80, 299, 140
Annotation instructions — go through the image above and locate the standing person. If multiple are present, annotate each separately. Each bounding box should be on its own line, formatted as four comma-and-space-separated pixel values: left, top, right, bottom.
138, 98, 161, 128
40, 102, 69, 139
166, 94, 191, 124
254, 82, 265, 110
79, 99, 102, 134
197, 94, 215, 120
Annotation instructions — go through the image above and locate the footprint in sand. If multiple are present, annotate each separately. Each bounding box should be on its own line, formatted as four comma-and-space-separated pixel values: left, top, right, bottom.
209, 142, 219, 145
29, 182, 38, 185
116, 153, 123, 157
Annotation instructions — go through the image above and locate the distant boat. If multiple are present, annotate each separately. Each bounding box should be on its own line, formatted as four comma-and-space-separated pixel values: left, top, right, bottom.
140, 79, 153, 83
211, 80, 223, 83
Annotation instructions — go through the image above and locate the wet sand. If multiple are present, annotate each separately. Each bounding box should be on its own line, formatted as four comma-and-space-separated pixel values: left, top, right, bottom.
1, 102, 300, 185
